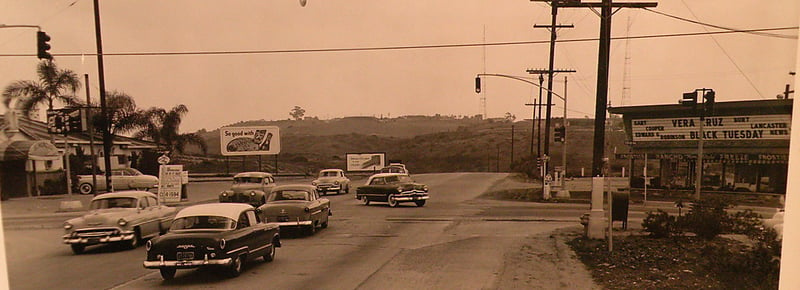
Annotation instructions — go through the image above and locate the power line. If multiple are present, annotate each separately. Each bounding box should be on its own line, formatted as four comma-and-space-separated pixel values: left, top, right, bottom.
0, 27, 795, 58
643, 7, 797, 40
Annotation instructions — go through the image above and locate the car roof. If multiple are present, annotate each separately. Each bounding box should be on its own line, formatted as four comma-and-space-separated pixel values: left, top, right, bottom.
175, 203, 253, 220
271, 184, 317, 191
368, 173, 410, 181
91, 190, 157, 200
233, 172, 273, 178
320, 169, 343, 172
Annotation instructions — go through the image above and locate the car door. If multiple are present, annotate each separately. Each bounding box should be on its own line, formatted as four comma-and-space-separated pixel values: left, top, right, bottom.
111, 169, 128, 190
148, 196, 175, 232
135, 197, 160, 237
310, 190, 328, 221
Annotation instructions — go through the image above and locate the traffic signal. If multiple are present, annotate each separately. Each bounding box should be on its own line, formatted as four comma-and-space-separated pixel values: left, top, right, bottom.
554, 126, 566, 143
703, 90, 715, 114
475, 76, 481, 93
46, 110, 66, 134
37, 31, 52, 60
536, 157, 542, 168
679, 91, 697, 107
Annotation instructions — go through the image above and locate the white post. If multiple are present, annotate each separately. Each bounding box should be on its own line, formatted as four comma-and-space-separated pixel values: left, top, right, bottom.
588, 176, 607, 239
644, 153, 648, 204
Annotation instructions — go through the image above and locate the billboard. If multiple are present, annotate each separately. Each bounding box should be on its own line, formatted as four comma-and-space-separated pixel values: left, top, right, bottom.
346, 152, 386, 172
220, 126, 281, 156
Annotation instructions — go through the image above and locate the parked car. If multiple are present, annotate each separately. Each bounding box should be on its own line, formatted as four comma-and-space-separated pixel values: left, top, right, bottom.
311, 169, 351, 195
763, 209, 784, 240
258, 184, 331, 235
76, 168, 159, 195
63, 191, 176, 254
219, 172, 276, 207
143, 203, 281, 280
356, 173, 429, 207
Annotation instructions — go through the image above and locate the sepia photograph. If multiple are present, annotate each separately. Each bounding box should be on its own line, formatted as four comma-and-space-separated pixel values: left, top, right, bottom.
0, 1, 798, 289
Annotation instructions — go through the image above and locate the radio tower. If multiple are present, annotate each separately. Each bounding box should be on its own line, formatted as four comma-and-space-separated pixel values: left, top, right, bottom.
620, 16, 632, 107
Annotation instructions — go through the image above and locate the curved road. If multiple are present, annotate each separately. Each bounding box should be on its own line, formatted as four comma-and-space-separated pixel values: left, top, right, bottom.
4, 173, 587, 290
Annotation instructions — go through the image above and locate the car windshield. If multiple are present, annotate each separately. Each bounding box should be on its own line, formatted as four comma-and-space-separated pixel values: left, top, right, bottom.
170, 216, 236, 231
320, 171, 339, 177
234, 177, 263, 184
268, 190, 310, 201
90, 197, 137, 209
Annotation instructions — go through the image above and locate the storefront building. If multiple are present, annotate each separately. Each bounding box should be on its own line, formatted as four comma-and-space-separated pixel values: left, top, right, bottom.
608, 99, 791, 194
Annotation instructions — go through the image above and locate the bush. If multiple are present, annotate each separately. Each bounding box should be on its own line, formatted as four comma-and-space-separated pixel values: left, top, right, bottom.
642, 209, 678, 238
725, 209, 764, 237
682, 196, 733, 240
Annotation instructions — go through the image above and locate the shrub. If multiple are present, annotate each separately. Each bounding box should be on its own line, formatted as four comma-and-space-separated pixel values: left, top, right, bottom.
683, 196, 733, 240
642, 209, 677, 238
725, 209, 764, 237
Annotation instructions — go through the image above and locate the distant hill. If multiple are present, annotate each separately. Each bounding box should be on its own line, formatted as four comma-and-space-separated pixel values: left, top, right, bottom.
183, 115, 628, 177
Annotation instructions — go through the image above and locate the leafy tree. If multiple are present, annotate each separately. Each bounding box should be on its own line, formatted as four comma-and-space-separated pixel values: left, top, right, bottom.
290, 106, 305, 120
504, 112, 516, 122
134, 104, 207, 155
85, 91, 148, 136
2, 60, 81, 118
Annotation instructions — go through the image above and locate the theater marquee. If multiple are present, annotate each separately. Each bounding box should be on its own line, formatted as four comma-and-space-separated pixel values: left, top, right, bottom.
631, 114, 791, 142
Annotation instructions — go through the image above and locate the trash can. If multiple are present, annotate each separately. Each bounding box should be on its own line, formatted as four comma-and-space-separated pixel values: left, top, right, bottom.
611, 191, 630, 229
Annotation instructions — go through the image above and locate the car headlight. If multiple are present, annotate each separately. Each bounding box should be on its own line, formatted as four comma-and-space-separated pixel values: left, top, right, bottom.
397, 186, 403, 193
220, 239, 226, 250
312, 181, 318, 186
334, 181, 340, 185
118, 218, 128, 226
250, 191, 256, 196
423, 185, 428, 192
221, 192, 228, 197
145, 240, 152, 251
304, 207, 310, 212
63, 222, 73, 230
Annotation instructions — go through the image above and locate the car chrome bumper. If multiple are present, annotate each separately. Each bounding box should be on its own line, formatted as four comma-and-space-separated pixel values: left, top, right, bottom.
392, 195, 429, 201
143, 257, 232, 269
63, 231, 135, 244
272, 220, 313, 227
316, 185, 341, 191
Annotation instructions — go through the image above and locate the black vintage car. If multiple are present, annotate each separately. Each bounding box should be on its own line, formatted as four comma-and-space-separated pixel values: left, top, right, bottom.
356, 173, 429, 207
143, 203, 281, 280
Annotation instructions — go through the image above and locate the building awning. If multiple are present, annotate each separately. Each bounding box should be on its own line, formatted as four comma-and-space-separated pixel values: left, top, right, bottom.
0, 140, 61, 161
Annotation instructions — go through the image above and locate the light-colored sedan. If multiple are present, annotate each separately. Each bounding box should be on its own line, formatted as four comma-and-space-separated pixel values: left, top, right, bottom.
63, 191, 176, 254
311, 169, 351, 195
77, 168, 159, 195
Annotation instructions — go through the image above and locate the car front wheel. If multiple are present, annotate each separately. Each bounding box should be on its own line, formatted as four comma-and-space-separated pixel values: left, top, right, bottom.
415, 200, 426, 207
229, 255, 243, 277
387, 194, 399, 207
70, 244, 85, 254
125, 229, 141, 249
160, 268, 176, 280
263, 242, 276, 262
361, 197, 370, 205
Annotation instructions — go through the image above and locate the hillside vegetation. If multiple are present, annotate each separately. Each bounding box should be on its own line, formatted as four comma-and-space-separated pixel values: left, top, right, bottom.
183, 115, 627, 176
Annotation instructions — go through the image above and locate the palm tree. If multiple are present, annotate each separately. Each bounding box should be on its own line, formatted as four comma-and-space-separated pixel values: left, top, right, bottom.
87, 90, 148, 136
134, 104, 207, 155
2, 60, 81, 118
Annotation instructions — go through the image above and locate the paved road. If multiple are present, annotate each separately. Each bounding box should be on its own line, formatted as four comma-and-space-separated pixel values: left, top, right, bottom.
3, 173, 594, 289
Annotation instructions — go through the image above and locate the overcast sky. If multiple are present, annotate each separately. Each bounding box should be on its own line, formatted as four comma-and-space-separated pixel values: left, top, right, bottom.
0, 1, 797, 133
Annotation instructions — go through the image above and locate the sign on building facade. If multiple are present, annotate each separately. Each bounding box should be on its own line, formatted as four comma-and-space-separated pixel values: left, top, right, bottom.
631, 114, 791, 142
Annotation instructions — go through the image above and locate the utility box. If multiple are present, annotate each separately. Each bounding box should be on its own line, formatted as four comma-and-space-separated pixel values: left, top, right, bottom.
611, 191, 630, 229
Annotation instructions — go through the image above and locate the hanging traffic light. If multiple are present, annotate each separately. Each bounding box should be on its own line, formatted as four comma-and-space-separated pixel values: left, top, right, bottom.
679, 91, 697, 107
37, 31, 52, 60
703, 90, 715, 114
475, 76, 482, 93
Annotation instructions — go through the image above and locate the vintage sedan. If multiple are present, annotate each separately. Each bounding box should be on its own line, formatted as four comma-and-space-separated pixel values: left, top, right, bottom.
356, 173, 429, 207
258, 184, 331, 235
77, 168, 159, 195
219, 172, 276, 207
143, 203, 281, 280
63, 191, 176, 254
311, 169, 351, 195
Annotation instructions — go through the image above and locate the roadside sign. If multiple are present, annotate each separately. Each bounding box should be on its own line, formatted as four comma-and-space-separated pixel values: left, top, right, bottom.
220, 126, 281, 156
158, 165, 183, 204
346, 152, 386, 172
157, 154, 170, 165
